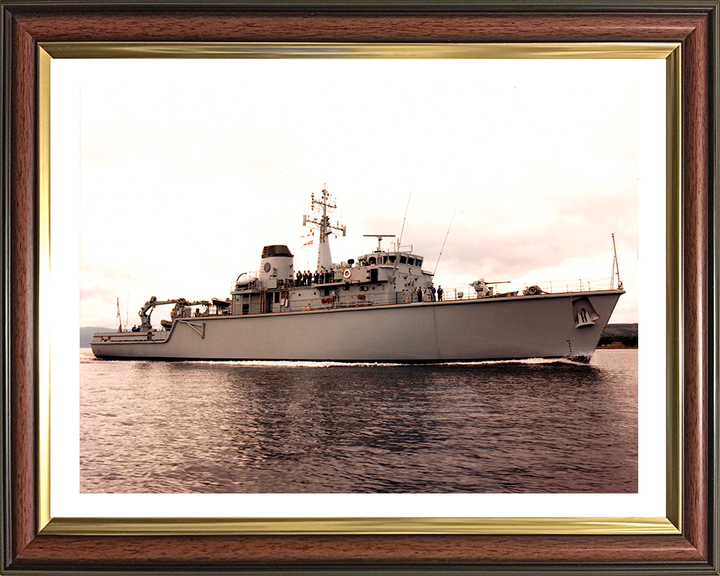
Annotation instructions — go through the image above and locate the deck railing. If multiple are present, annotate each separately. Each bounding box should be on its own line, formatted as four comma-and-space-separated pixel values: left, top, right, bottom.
102, 276, 620, 334
440, 277, 618, 302
279, 277, 618, 311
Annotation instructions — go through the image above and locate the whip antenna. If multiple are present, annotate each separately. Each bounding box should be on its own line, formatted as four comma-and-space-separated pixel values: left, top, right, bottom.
433, 210, 456, 276
397, 193, 411, 250
126, 274, 130, 332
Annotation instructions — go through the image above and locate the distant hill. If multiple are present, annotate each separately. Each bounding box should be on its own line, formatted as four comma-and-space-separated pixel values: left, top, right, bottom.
80, 326, 113, 348
601, 323, 638, 337
599, 323, 638, 347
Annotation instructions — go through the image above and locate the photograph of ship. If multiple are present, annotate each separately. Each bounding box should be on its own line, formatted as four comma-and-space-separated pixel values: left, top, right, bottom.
90, 185, 624, 363
59, 56, 656, 494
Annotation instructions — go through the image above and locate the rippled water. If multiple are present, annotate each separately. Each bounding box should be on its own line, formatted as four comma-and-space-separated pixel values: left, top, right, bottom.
80, 349, 637, 493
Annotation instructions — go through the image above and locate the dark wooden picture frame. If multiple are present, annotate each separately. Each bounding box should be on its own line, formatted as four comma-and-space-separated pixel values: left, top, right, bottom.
1, 1, 718, 574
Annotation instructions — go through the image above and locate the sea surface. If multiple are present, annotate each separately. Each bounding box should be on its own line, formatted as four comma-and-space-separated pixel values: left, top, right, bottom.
80, 349, 638, 494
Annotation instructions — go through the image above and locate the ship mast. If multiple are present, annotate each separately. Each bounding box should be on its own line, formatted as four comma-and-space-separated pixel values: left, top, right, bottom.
303, 187, 346, 271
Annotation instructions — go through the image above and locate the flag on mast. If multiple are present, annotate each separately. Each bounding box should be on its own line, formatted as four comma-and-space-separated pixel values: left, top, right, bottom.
302, 230, 314, 247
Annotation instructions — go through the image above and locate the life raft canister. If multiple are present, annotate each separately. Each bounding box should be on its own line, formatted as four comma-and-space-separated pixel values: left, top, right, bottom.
343, 269, 352, 279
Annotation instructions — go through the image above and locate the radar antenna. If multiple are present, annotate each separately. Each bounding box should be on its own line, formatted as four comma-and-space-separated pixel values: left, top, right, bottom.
363, 234, 395, 252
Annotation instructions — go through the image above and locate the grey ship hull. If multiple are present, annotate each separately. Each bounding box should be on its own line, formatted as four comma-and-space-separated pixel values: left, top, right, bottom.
91, 290, 623, 362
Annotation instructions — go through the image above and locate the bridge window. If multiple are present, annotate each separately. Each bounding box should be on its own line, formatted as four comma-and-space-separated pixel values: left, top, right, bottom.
388, 255, 396, 263
400, 256, 407, 264
408, 258, 415, 266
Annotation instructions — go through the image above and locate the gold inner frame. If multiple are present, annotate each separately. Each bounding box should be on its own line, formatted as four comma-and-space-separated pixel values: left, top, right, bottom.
36, 42, 682, 536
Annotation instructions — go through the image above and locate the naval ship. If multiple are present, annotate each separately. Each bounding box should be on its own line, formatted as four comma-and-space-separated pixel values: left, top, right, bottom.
91, 188, 624, 363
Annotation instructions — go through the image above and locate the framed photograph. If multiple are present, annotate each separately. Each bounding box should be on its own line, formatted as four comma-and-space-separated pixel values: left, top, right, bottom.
1, 1, 717, 574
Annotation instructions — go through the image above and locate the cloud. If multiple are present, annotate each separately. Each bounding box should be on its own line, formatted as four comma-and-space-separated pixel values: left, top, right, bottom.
52, 58, 655, 327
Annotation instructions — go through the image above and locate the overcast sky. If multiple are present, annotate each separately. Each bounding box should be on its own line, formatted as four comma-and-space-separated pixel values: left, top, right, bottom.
51, 58, 663, 328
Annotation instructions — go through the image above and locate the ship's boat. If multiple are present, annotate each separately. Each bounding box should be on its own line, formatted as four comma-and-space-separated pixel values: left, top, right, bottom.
91, 188, 624, 363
